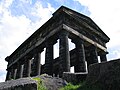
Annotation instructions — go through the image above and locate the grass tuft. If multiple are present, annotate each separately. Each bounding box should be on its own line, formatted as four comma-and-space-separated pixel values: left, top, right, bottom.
60, 82, 101, 90
60, 83, 80, 90
32, 77, 47, 90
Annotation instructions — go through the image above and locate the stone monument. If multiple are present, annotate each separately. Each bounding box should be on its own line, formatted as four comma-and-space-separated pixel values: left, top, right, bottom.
5, 6, 110, 81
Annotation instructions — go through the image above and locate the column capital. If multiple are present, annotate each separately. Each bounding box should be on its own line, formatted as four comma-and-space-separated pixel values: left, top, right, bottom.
89, 45, 98, 63
45, 39, 57, 47
99, 51, 107, 62
59, 30, 69, 36
71, 38, 84, 45
98, 51, 108, 56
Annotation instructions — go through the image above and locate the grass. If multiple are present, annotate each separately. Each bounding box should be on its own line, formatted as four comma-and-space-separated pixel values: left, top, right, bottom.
32, 76, 101, 90
60, 82, 101, 90
32, 77, 47, 90
60, 83, 81, 90
79, 84, 101, 90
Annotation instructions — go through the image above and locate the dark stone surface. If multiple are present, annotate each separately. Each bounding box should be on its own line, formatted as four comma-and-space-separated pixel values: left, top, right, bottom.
0, 78, 37, 90
0, 74, 67, 90
59, 31, 70, 77
86, 59, 120, 90
63, 72, 88, 84
39, 74, 67, 90
74, 39, 86, 72
44, 40, 54, 76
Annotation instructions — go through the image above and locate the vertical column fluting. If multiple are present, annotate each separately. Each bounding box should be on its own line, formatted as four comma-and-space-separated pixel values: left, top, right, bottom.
16, 62, 20, 79
13, 68, 17, 79
23, 57, 32, 77
59, 30, 70, 77
10, 66, 14, 79
33, 52, 42, 76
89, 45, 98, 64
23, 58, 28, 77
27, 59, 31, 77
16, 62, 24, 79
99, 52, 107, 62
19, 64, 24, 78
37, 53, 41, 75
45, 40, 54, 75
73, 39, 86, 72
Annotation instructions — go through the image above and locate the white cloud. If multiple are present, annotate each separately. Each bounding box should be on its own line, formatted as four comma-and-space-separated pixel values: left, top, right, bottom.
31, 2, 55, 24
0, 74, 6, 83
75, 0, 120, 60
75, 0, 120, 48
0, 0, 55, 82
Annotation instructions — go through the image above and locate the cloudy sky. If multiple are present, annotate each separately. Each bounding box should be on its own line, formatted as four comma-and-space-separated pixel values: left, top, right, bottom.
0, 0, 120, 82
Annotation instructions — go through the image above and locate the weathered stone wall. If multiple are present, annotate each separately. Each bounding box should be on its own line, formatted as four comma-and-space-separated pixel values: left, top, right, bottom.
86, 59, 120, 90
63, 72, 87, 84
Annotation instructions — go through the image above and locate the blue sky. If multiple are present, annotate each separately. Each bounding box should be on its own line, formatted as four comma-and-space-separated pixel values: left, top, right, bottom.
0, 0, 120, 82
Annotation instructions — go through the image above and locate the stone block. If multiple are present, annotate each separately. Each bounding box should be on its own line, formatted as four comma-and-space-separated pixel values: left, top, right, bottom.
63, 72, 88, 84
0, 78, 37, 90
86, 59, 120, 90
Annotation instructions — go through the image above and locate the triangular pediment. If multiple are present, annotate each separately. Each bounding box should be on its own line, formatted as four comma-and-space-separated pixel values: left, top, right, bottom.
53, 6, 110, 42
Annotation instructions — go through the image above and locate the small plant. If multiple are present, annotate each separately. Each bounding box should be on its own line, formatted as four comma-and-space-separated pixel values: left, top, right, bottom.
60, 82, 101, 90
60, 83, 80, 90
32, 77, 47, 90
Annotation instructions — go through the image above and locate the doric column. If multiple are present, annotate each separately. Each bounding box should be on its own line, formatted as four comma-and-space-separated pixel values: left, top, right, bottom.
73, 39, 86, 72
90, 45, 98, 63
45, 40, 54, 75
23, 57, 32, 77
59, 30, 70, 76
10, 66, 14, 79
19, 64, 24, 78
13, 68, 17, 79
99, 52, 107, 62
27, 59, 31, 77
23, 58, 28, 77
5, 69, 11, 81
33, 52, 42, 76
16, 62, 23, 79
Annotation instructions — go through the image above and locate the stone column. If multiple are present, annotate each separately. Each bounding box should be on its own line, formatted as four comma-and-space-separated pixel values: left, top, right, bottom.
16, 63, 20, 79
45, 40, 54, 75
23, 59, 28, 77
19, 64, 24, 78
99, 52, 107, 62
90, 45, 98, 64
27, 59, 31, 77
5, 69, 11, 81
10, 66, 14, 79
33, 52, 42, 76
16, 62, 23, 79
23, 57, 32, 77
73, 39, 86, 72
13, 68, 17, 79
59, 30, 70, 77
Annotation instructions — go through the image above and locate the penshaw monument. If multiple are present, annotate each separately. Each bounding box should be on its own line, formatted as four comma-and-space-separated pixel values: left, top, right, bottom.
5, 6, 110, 81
